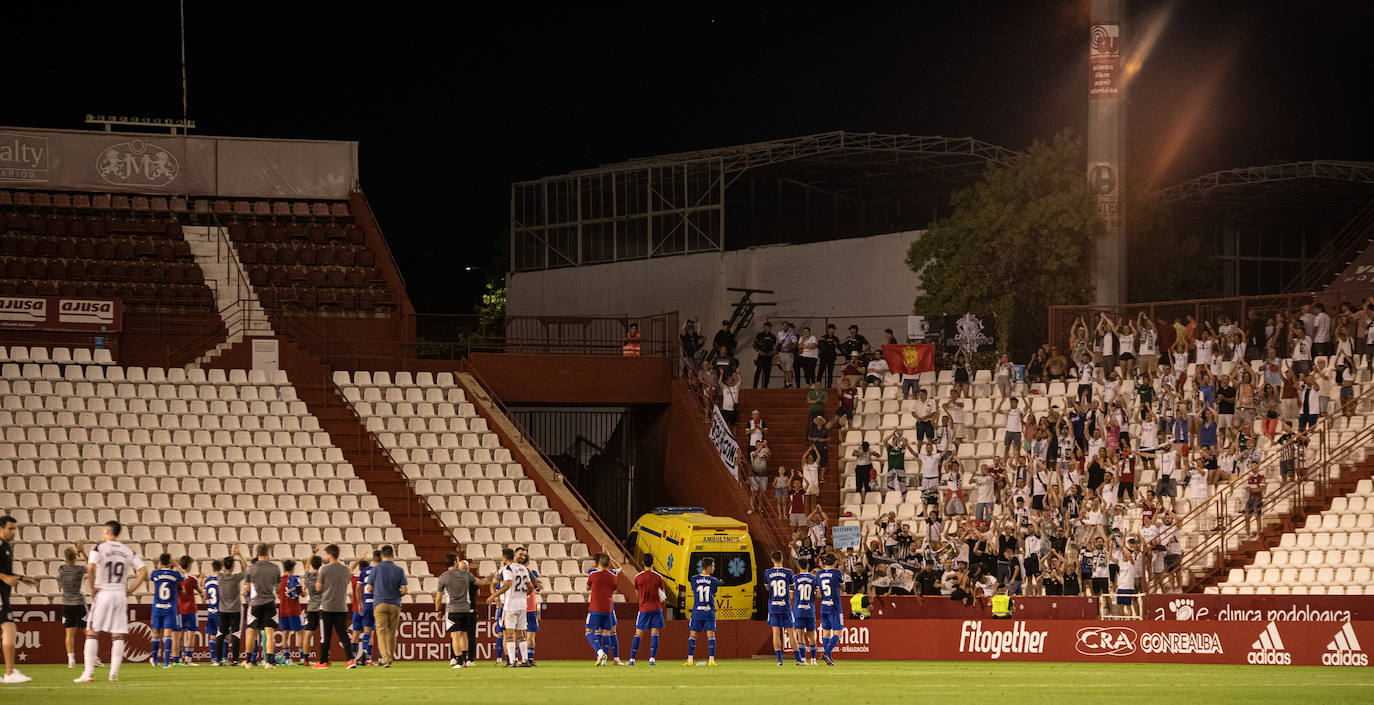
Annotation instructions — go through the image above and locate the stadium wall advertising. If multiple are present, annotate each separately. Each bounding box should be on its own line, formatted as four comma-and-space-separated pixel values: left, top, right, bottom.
8, 605, 1372, 666
0, 295, 122, 332
0, 126, 356, 199
1144, 594, 1372, 623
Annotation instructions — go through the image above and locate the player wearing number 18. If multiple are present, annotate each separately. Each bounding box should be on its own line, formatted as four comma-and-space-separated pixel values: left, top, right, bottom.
763, 551, 794, 666
683, 557, 719, 666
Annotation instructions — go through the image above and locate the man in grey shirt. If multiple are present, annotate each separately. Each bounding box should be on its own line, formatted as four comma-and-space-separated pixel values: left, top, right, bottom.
243, 544, 282, 668
215, 545, 247, 666
58, 540, 88, 667
313, 544, 354, 668
434, 553, 475, 668
302, 549, 322, 667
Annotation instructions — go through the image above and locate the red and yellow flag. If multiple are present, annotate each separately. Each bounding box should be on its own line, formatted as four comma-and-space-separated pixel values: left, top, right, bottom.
883, 343, 935, 375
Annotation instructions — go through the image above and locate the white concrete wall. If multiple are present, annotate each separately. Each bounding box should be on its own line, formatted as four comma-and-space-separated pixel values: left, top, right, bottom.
507, 230, 925, 386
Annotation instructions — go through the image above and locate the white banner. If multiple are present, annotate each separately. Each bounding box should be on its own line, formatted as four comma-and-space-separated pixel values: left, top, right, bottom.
709, 405, 740, 479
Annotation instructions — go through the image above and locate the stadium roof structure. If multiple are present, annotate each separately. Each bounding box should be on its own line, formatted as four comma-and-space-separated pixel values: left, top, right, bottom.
1156, 160, 1374, 211
510, 131, 1020, 272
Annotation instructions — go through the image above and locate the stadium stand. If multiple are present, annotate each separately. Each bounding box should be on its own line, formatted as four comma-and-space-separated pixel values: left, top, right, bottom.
333, 370, 596, 603
0, 350, 441, 603
1216, 478, 1374, 594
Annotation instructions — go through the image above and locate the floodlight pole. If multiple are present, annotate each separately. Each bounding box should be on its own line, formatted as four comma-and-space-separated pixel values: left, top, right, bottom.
1088, 0, 1126, 304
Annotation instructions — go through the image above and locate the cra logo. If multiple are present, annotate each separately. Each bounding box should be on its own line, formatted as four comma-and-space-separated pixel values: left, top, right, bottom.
1075, 626, 1137, 656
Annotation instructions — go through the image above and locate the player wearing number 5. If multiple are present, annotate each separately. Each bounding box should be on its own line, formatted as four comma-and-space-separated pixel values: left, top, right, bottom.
75, 521, 149, 683
683, 557, 719, 666
762, 551, 794, 666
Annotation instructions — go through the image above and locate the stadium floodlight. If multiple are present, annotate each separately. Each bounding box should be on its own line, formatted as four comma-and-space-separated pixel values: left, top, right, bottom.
84, 114, 197, 135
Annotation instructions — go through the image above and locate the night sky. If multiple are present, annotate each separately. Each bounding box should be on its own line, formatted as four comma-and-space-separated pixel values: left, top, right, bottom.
5, 1, 1371, 313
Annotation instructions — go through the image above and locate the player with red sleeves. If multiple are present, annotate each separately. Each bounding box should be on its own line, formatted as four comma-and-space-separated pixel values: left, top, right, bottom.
584, 553, 622, 666
174, 556, 202, 665
628, 553, 666, 666
277, 560, 305, 664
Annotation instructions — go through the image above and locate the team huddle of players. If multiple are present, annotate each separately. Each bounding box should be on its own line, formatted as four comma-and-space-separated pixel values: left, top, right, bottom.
59, 522, 840, 680
577, 548, 843, 667
66, 524, 430, 682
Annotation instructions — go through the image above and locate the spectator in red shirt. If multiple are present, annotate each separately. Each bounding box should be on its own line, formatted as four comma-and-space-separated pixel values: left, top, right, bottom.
835, 378, 858, 427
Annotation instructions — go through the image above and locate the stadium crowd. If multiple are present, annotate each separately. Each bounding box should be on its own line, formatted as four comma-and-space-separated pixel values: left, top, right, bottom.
689, 296, 1374, 612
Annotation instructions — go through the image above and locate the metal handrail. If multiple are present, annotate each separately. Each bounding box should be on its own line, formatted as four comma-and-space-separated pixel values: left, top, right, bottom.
461, 365, 634, 563
1146, 381, 1374, 592
1282, 198, 1374, 294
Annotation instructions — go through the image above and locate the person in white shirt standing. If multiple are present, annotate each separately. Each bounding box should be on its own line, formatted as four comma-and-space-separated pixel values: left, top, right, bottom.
1311, 303, 1332, 358
75, 521, 148, 683
798, 326, 819, 387
994, 397, 1025, 461
487, 548, 531, 667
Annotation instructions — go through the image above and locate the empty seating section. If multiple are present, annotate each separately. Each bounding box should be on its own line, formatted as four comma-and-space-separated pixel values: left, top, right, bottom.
209, 198, 395, 315
0, 346, 112, 365
334, 370, 596, 603
1215, 479, 1374, 595
0, 357, 438, 603
836, 359, 1374, 589
0, 190, 212, 312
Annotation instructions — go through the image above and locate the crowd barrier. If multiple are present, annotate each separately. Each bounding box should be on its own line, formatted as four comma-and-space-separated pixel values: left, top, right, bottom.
7, 603, 1371, 666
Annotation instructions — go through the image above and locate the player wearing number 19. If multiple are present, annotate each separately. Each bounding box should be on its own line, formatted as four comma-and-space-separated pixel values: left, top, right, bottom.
683, 557, 719, 666
75, 521, 149, 683
762, 551, 794, 666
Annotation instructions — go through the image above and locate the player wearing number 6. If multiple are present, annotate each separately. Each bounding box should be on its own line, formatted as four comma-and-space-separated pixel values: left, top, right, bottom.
149, 553, 182, 668
75, 521, 149, 683
683, 557, 719, 666
762, 551, 794, 666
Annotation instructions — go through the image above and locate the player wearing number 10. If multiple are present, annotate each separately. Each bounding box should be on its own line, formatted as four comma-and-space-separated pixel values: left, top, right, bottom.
684, 557, 719, 666
792, 559, 818, 665
763, 551, 794, 666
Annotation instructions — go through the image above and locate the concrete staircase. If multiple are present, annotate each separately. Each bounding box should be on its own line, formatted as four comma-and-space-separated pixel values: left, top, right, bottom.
736, 388, 840, 544
274, 340, 459, 576
181, 225, 273, 365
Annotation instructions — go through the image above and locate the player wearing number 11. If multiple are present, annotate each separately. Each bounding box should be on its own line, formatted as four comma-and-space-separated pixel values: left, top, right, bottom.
683, 557, 719, 666
75, 521, 149, 683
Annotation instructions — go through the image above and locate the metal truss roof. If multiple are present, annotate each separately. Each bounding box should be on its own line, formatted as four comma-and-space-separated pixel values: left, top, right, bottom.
1157, 160, 1374, 205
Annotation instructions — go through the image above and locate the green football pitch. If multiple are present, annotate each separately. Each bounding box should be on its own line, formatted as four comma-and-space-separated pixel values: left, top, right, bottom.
6, 660, 1372, 704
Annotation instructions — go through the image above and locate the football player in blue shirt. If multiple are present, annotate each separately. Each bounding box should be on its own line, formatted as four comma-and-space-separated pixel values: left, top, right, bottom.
816, 552, 846, 666
792, 559, 819, 665
350, 553, 378, 666
762, 551, 794, 666
684, 557, 719, 666
149, 553, 183, 668
203, 561, 222, 665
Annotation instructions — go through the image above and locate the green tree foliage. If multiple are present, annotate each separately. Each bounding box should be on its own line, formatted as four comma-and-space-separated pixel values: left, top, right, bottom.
906, 130, 1103, 355
477, 280, 506, 337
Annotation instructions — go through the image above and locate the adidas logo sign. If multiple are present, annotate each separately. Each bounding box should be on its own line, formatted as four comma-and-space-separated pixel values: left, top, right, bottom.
1247, 621, 1292, 665
1322, 622, 1369, 666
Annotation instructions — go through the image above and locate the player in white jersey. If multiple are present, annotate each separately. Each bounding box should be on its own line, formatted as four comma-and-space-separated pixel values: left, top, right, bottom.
75, 521, 148, 683
487, 548, 532, 667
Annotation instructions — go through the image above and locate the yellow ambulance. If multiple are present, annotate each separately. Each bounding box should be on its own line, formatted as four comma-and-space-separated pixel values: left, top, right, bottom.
626, 507, 756, 620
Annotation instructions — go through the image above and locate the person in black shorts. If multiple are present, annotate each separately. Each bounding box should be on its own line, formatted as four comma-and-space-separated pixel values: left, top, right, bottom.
434, 554, 477, 668
216, 546, 247, 666
58, 541, 90, 668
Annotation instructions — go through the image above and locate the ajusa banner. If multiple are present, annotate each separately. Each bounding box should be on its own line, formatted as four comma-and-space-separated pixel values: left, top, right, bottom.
882, 344, 935, 376
0, 295, 122, 332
